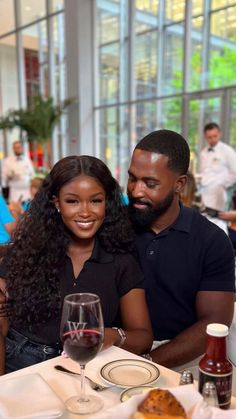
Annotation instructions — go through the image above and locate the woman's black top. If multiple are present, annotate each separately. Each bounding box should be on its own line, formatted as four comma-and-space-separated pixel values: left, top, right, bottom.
0, 239, 144, 345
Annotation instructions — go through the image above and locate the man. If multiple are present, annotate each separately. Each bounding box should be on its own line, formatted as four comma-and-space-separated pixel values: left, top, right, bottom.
200, 122, 236, 211
2, 141, 35, 203
127, 129, 235, 371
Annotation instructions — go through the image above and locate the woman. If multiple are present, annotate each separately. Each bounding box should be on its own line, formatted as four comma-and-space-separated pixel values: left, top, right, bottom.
0, 155, 153, 374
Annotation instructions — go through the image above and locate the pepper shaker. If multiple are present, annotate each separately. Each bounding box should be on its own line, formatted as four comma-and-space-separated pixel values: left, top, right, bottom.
202, 381, 218, 407
179, 369, 194, 385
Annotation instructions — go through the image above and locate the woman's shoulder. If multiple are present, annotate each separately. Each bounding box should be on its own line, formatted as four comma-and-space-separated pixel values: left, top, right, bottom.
112, 251, 138, 263
112, 252, 142, 275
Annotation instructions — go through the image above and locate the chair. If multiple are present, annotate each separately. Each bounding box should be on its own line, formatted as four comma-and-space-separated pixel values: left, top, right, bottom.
226, 184, 236, 211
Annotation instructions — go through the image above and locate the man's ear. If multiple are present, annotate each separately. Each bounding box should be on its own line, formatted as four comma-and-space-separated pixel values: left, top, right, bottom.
175, 175, 187, 194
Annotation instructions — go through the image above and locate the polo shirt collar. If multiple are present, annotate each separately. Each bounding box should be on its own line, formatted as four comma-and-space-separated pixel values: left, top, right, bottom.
136, 204, 193, 242
89, 238, 114, 263
170, 203, 193, 233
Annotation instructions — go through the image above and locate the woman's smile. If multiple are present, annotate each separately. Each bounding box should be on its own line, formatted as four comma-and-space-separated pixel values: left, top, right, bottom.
75, 220, 95, 229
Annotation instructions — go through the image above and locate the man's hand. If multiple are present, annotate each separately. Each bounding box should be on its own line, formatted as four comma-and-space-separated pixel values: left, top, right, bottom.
0, 288, 9, 374
0, 279, 10, 337
8, 201, 23, 220
0, 300, 12, 325
150, 291, 235, 368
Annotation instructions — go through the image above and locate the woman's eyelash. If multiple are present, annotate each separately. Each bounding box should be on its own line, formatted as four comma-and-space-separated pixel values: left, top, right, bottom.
65, 198, 104, 204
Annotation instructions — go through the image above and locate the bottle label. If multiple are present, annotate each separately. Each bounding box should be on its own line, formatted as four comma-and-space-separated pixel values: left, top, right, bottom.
199, 368, 232, 408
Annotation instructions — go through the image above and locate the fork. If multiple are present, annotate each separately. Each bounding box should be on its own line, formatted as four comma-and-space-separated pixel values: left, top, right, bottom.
54, 364, 112, 391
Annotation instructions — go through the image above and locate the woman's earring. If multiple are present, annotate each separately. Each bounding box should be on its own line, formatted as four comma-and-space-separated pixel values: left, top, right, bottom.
57, 207, 60, 213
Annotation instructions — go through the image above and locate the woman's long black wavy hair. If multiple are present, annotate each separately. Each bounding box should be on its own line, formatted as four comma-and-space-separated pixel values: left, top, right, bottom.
5, 155, 134, 327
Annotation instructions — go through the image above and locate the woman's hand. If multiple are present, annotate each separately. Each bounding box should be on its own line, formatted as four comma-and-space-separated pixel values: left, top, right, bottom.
101, 290, 153, 355
102, 328, 121, 351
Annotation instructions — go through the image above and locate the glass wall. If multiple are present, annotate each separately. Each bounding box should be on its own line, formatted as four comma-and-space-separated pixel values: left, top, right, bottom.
0, 0, 14, 36
95, 0, 236, 186
0, 34, 19, 156
0, 0, 66, 168
1, 0, 236, 183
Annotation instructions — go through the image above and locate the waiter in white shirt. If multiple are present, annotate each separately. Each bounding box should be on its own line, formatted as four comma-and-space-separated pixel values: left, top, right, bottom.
200, 122, 236, 211
2, 141, 35, 203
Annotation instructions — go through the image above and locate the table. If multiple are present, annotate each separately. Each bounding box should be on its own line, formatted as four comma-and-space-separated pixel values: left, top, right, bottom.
0, 346, 236, 418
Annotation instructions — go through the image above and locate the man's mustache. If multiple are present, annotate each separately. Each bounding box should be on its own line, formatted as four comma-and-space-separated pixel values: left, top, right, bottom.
128, 198, 152, 208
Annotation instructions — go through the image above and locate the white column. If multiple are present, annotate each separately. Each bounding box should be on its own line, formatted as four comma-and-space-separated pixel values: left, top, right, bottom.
47, 0, 59, 164
14, 0, 28, 156
64, 0, 95, 156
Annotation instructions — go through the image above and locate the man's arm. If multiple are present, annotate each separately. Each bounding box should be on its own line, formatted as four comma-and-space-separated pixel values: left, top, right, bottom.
150, 290, 235, 368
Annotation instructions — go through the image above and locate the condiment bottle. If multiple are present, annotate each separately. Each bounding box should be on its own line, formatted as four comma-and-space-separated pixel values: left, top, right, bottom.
198, 323, 232, 409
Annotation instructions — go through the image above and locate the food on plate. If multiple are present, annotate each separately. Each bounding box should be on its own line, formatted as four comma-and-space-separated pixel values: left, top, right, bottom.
130, 388, 186, 419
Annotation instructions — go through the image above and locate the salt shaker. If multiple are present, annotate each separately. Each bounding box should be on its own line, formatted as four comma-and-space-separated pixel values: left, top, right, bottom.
202, 381, 218, 407
179, 369, 194, 385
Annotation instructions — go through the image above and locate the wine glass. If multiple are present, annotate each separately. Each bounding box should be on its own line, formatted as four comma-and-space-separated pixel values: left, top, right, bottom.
60, 293, 104, 415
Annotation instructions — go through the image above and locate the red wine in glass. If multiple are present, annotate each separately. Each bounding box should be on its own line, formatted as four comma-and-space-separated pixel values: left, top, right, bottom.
60, 293, 104, 415
62, 329, 103, 364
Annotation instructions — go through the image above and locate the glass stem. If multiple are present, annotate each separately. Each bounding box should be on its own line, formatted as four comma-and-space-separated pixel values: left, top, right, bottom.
79, 364, 88, 402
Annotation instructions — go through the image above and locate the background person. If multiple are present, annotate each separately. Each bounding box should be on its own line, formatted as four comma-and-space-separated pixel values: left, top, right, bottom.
21, 176, 44, 211
127, 129, 235, 374
1, 141, 35, 203
6, 176, 45, 215
0, 192, 20, 244
179, 170, 203, 211
199, 122, 236, 211
180, 171, 229, 235
218, 210, 236, 250
0, 155, 153, 374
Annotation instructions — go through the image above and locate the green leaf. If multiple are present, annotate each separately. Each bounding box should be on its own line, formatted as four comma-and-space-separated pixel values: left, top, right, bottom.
0, 95, 75, 144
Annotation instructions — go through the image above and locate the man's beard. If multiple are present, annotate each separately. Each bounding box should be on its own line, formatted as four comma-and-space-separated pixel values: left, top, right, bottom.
128, 190, 174, 231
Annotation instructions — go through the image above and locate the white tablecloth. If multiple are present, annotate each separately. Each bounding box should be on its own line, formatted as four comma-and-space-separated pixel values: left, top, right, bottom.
0, 346, 236, 418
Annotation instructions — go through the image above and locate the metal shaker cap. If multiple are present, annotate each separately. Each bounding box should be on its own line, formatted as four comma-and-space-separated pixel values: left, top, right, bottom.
179, 369, 194, 385
202, 381, 218, 407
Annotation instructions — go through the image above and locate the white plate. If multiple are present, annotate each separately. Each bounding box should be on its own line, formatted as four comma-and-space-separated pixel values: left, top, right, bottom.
120, 385, 155, 402
100, 359, 160, 388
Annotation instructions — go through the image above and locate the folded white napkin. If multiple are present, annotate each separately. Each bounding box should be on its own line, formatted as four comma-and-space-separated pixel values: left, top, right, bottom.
95, 384, 236, 419
0, 373, 65, 419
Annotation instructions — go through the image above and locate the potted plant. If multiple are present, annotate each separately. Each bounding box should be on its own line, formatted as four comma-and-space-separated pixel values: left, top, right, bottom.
0, 95, 74, 168
12, 95, 73, 168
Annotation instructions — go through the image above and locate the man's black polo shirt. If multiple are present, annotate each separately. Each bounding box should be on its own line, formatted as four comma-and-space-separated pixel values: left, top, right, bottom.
135, 205, 235, 341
